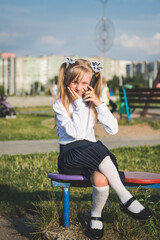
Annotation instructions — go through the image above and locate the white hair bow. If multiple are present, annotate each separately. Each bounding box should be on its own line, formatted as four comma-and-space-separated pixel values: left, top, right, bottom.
91, 61, 102, 73
65, 58, 76, 68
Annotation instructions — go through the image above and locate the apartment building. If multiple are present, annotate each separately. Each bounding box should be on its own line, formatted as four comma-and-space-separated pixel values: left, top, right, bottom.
126, 60, 160, 80
0, 52, 16, 95
0, 52, 159, 95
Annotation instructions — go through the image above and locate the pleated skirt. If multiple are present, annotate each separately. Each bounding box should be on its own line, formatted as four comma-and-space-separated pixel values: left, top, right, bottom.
58, 140, 125, 183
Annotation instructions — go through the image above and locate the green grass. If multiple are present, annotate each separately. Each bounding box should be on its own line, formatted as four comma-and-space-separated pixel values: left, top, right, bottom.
0, 108, 58, 140
118, 118, 160, 130
0, 145, 160, 239
0, 152, 59, 216
148, 120, 160, 130
15, 106, 52, 112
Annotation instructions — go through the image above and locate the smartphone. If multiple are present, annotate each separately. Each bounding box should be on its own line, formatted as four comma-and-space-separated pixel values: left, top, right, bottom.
89, 75, 97, 88
84, 75, 97, 104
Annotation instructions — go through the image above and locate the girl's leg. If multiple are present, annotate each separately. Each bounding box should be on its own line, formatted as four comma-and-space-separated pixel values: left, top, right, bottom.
98, 156, 144, 214
90, 171, 109, 230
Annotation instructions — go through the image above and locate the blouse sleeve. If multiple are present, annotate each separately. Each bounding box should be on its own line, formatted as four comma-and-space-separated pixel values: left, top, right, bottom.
95, 102, 118, 135
53, 98, 86, 139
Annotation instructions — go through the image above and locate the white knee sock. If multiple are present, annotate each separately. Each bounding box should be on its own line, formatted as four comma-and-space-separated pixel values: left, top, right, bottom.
98, 156, 144, 214
90, 185, 109, 230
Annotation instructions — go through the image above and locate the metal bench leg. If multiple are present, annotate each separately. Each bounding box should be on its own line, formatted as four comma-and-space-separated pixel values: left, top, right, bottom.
63, 187, 70, 227
51, 181, 71, 227
123, 88, 131, 121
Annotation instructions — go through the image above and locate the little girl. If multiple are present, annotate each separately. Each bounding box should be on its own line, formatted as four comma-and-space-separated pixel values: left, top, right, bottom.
53, 58, 153, 240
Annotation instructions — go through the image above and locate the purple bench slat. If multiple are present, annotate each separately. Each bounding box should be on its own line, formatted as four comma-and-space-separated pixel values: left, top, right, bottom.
48, 173, 88, 181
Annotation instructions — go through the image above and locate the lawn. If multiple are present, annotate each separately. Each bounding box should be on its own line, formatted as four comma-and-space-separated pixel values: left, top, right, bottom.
0, 107, 58, 141
0, 145, 160, 239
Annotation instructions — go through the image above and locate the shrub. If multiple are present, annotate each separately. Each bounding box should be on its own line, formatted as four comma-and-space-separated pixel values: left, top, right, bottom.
0, 85, 5, 97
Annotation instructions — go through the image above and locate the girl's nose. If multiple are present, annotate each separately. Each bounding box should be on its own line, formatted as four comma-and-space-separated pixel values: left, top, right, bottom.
76, 83, 81, 90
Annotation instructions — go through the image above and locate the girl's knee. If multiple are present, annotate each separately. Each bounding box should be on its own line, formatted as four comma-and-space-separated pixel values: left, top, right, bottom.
91, 171, 108, 187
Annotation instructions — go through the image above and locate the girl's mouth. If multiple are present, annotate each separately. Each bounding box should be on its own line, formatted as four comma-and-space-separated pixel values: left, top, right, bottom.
76, 91, 85, 95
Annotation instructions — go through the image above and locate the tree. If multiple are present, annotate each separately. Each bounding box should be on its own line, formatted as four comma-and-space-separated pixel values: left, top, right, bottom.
48, 75, 58, 85
0, 85, 5, 97
107, 74, 149, 95
30, 81, 44, 95
123, 74, 148, 88
107, 76, 120, 94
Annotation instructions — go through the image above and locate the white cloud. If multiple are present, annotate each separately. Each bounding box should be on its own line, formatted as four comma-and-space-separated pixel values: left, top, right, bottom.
39, 35, 66, 45
0, 32, 20, 44
149, 33, 160, 54
116, 33, 160, 55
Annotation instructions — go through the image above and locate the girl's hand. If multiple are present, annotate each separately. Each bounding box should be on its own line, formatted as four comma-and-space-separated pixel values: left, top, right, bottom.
83, 86, 102, 107
67, 87, 80, 101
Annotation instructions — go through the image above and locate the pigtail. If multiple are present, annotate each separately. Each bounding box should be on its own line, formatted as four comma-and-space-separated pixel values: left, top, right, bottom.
57, 63, 65, 100
94, 72, 102, 99
57, 63, 71, 117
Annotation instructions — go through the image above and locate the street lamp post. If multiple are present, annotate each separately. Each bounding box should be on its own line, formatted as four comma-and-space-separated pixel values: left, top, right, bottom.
94, 0, 114, 78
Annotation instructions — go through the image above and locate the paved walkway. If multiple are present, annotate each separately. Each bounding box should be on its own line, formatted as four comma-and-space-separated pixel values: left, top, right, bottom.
0, 135, 160, 156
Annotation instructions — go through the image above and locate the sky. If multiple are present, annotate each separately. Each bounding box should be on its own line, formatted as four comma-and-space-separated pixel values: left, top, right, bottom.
0, 0, 160, 61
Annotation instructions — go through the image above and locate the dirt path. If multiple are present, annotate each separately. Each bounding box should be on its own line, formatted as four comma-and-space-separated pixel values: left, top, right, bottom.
95, 123, 160, 137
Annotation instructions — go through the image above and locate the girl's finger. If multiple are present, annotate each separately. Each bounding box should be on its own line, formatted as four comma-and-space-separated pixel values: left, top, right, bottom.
67, 87, 80, 100
84, 91, 95, 99
88, 86, 94, 91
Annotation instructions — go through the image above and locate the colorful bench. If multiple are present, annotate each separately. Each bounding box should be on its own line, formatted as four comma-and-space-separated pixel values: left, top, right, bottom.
48, 171, 160, 227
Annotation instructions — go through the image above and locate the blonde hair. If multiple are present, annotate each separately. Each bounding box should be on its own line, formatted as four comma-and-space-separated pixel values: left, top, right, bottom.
57, 59, 102, 116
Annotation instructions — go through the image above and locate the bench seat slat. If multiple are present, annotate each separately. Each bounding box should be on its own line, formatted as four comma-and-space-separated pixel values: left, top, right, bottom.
48, 173, 88, 181
120, 93, 160, 97
128, 105, 160, 109
120, 88, 160, 92
120, 99, 160, 103
124, 171, 160, 184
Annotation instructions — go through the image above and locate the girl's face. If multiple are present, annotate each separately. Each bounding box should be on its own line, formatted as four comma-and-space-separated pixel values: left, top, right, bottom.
69, 71, 92, 97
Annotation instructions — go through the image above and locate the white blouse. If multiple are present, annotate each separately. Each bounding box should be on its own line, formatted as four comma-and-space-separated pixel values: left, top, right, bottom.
53, 98, 118, 144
